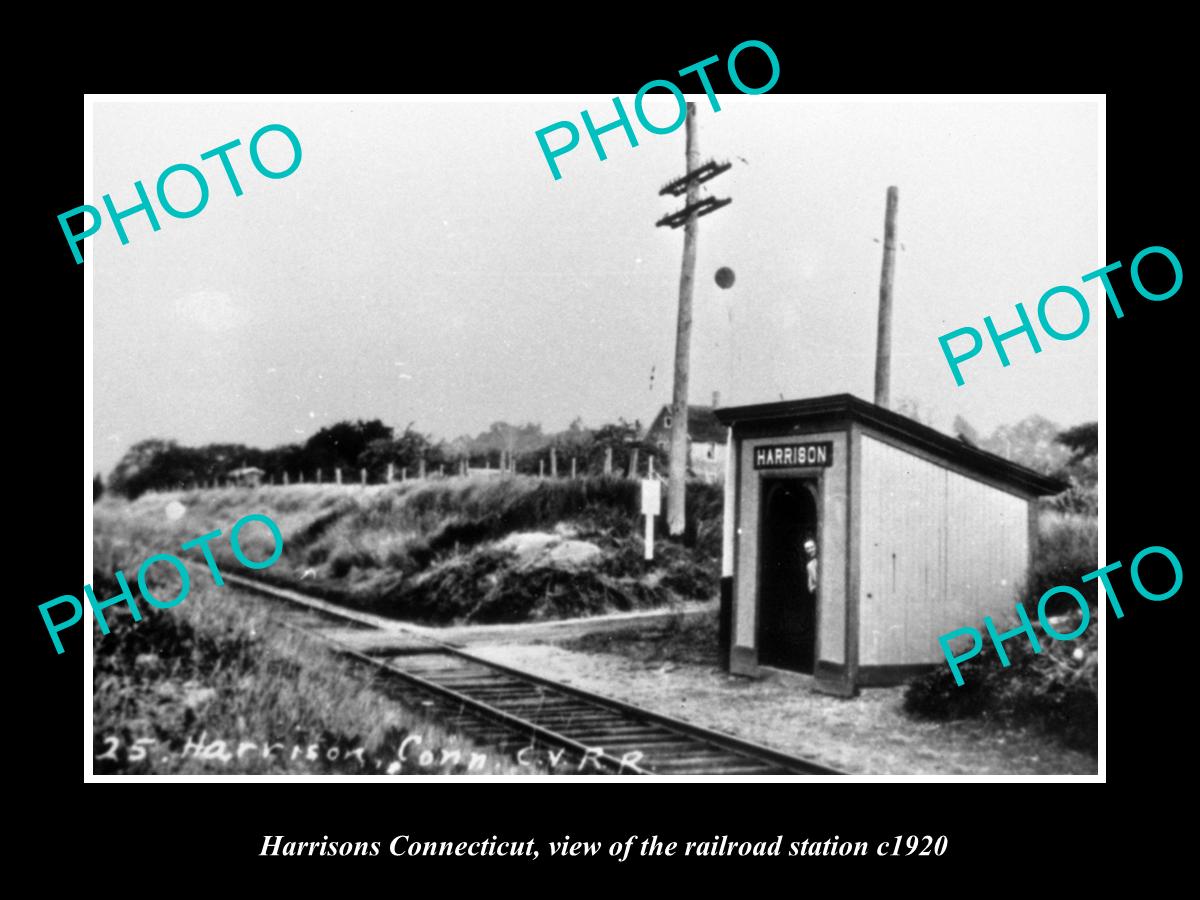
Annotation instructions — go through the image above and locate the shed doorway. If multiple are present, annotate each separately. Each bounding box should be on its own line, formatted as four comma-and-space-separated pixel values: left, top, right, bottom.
757, 478, 818, 673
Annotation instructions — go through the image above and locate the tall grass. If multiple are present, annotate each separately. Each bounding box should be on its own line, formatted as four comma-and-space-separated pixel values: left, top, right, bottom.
97, 477, 725, 625
91, 541, 551, 775
92, 477, 725, 772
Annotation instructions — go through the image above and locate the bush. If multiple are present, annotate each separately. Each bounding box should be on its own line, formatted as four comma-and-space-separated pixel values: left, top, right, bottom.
904, 609, 1097, 753
1031, 510, 1097, 610
904, 507, 1098, 753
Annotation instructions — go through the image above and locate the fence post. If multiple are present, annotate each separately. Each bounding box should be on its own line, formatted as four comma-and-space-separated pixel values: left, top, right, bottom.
387, 462, 395, 483
539, 459, 544, 478
571, 457, 577, 479
551, 447, 558, 477
419, 458, 426, 479
604, 446, 613, 476
361, 467, 367, 485
630, 448, 639, 479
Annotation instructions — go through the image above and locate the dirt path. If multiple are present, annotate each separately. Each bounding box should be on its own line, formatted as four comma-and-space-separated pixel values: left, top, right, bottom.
435, 601, 715, 645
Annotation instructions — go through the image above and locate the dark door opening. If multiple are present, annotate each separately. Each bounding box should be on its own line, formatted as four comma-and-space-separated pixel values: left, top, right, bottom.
757, 478, 818, 673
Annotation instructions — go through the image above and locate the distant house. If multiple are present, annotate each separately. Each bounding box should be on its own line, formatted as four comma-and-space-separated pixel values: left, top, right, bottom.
645, 393, 728, 482
228, 466, 264, 487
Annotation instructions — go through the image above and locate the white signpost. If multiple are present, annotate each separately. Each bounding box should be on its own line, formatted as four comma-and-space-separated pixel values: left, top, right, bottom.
641, 478, 662, 561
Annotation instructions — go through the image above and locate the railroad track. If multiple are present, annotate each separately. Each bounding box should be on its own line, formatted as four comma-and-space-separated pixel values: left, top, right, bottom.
222, 572, 844, 776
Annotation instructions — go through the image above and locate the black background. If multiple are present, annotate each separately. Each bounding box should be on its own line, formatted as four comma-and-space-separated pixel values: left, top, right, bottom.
17, 23, 1189, 883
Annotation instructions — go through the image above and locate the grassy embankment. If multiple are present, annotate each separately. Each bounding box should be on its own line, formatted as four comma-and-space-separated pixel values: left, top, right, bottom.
90, 560, 545, 775
92, 476, 721, 774
98, 476, 723, 624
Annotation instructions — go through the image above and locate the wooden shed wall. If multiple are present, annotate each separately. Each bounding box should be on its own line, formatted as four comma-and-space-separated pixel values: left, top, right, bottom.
857, 433, 1031, 666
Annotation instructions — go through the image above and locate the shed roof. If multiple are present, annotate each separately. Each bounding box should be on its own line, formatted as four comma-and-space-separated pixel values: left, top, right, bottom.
714, 393, 1065, 496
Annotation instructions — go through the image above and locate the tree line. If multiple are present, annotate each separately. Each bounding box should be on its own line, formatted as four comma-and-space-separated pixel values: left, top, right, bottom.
100, 411, 1096, 508
104, 417, 668, 499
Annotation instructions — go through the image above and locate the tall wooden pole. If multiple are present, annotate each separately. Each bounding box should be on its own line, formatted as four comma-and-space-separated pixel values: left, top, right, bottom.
667, 102, 699, 537
874, 186, 899, 409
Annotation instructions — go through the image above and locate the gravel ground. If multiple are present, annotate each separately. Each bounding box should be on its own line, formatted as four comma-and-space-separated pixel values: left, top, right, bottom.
462, 640, 1098, 775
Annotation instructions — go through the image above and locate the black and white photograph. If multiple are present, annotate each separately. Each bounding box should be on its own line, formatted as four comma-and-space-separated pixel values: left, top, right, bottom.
80, 93, 1103, 780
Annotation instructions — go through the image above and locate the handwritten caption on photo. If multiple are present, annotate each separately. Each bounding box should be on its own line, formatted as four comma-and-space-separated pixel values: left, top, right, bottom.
95, 730, 644, 775
938, 244, 1183, 386
939, 543, 1182, 685
44, 512, 283, 654
58, 123, 302, 264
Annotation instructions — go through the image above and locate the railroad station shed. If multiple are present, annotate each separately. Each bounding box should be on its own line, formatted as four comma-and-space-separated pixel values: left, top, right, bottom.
713, 394, 1063, 696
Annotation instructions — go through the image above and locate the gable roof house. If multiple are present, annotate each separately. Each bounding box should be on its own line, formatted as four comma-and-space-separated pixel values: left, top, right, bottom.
645, 392, 729, 482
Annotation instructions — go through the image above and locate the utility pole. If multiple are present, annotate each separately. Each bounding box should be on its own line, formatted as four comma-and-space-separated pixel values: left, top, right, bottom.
656, 102, 732, 536
874, 186, 899, 409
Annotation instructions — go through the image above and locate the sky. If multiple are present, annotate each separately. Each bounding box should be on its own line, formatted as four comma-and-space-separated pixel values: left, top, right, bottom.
92, 98, 1099, 475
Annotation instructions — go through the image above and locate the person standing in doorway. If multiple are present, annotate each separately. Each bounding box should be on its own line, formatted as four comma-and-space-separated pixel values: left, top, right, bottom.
803, 536, 818, 595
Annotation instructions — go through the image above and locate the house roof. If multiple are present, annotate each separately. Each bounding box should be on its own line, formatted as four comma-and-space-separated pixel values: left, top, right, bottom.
686, 406, 727, 443
229, 466, 265, 476
647, 405, 728, 444
713, 393, 1065, 496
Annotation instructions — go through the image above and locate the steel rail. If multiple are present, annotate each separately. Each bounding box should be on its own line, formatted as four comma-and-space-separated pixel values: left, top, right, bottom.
223, 571, 844, 776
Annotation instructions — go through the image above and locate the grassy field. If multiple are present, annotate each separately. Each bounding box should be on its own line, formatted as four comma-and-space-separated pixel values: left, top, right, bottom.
92, 476, 718, 775
91, 536, 572, 775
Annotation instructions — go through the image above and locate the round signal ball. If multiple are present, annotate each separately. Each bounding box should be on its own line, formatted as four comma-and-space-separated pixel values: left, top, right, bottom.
715, 267, 735, 289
